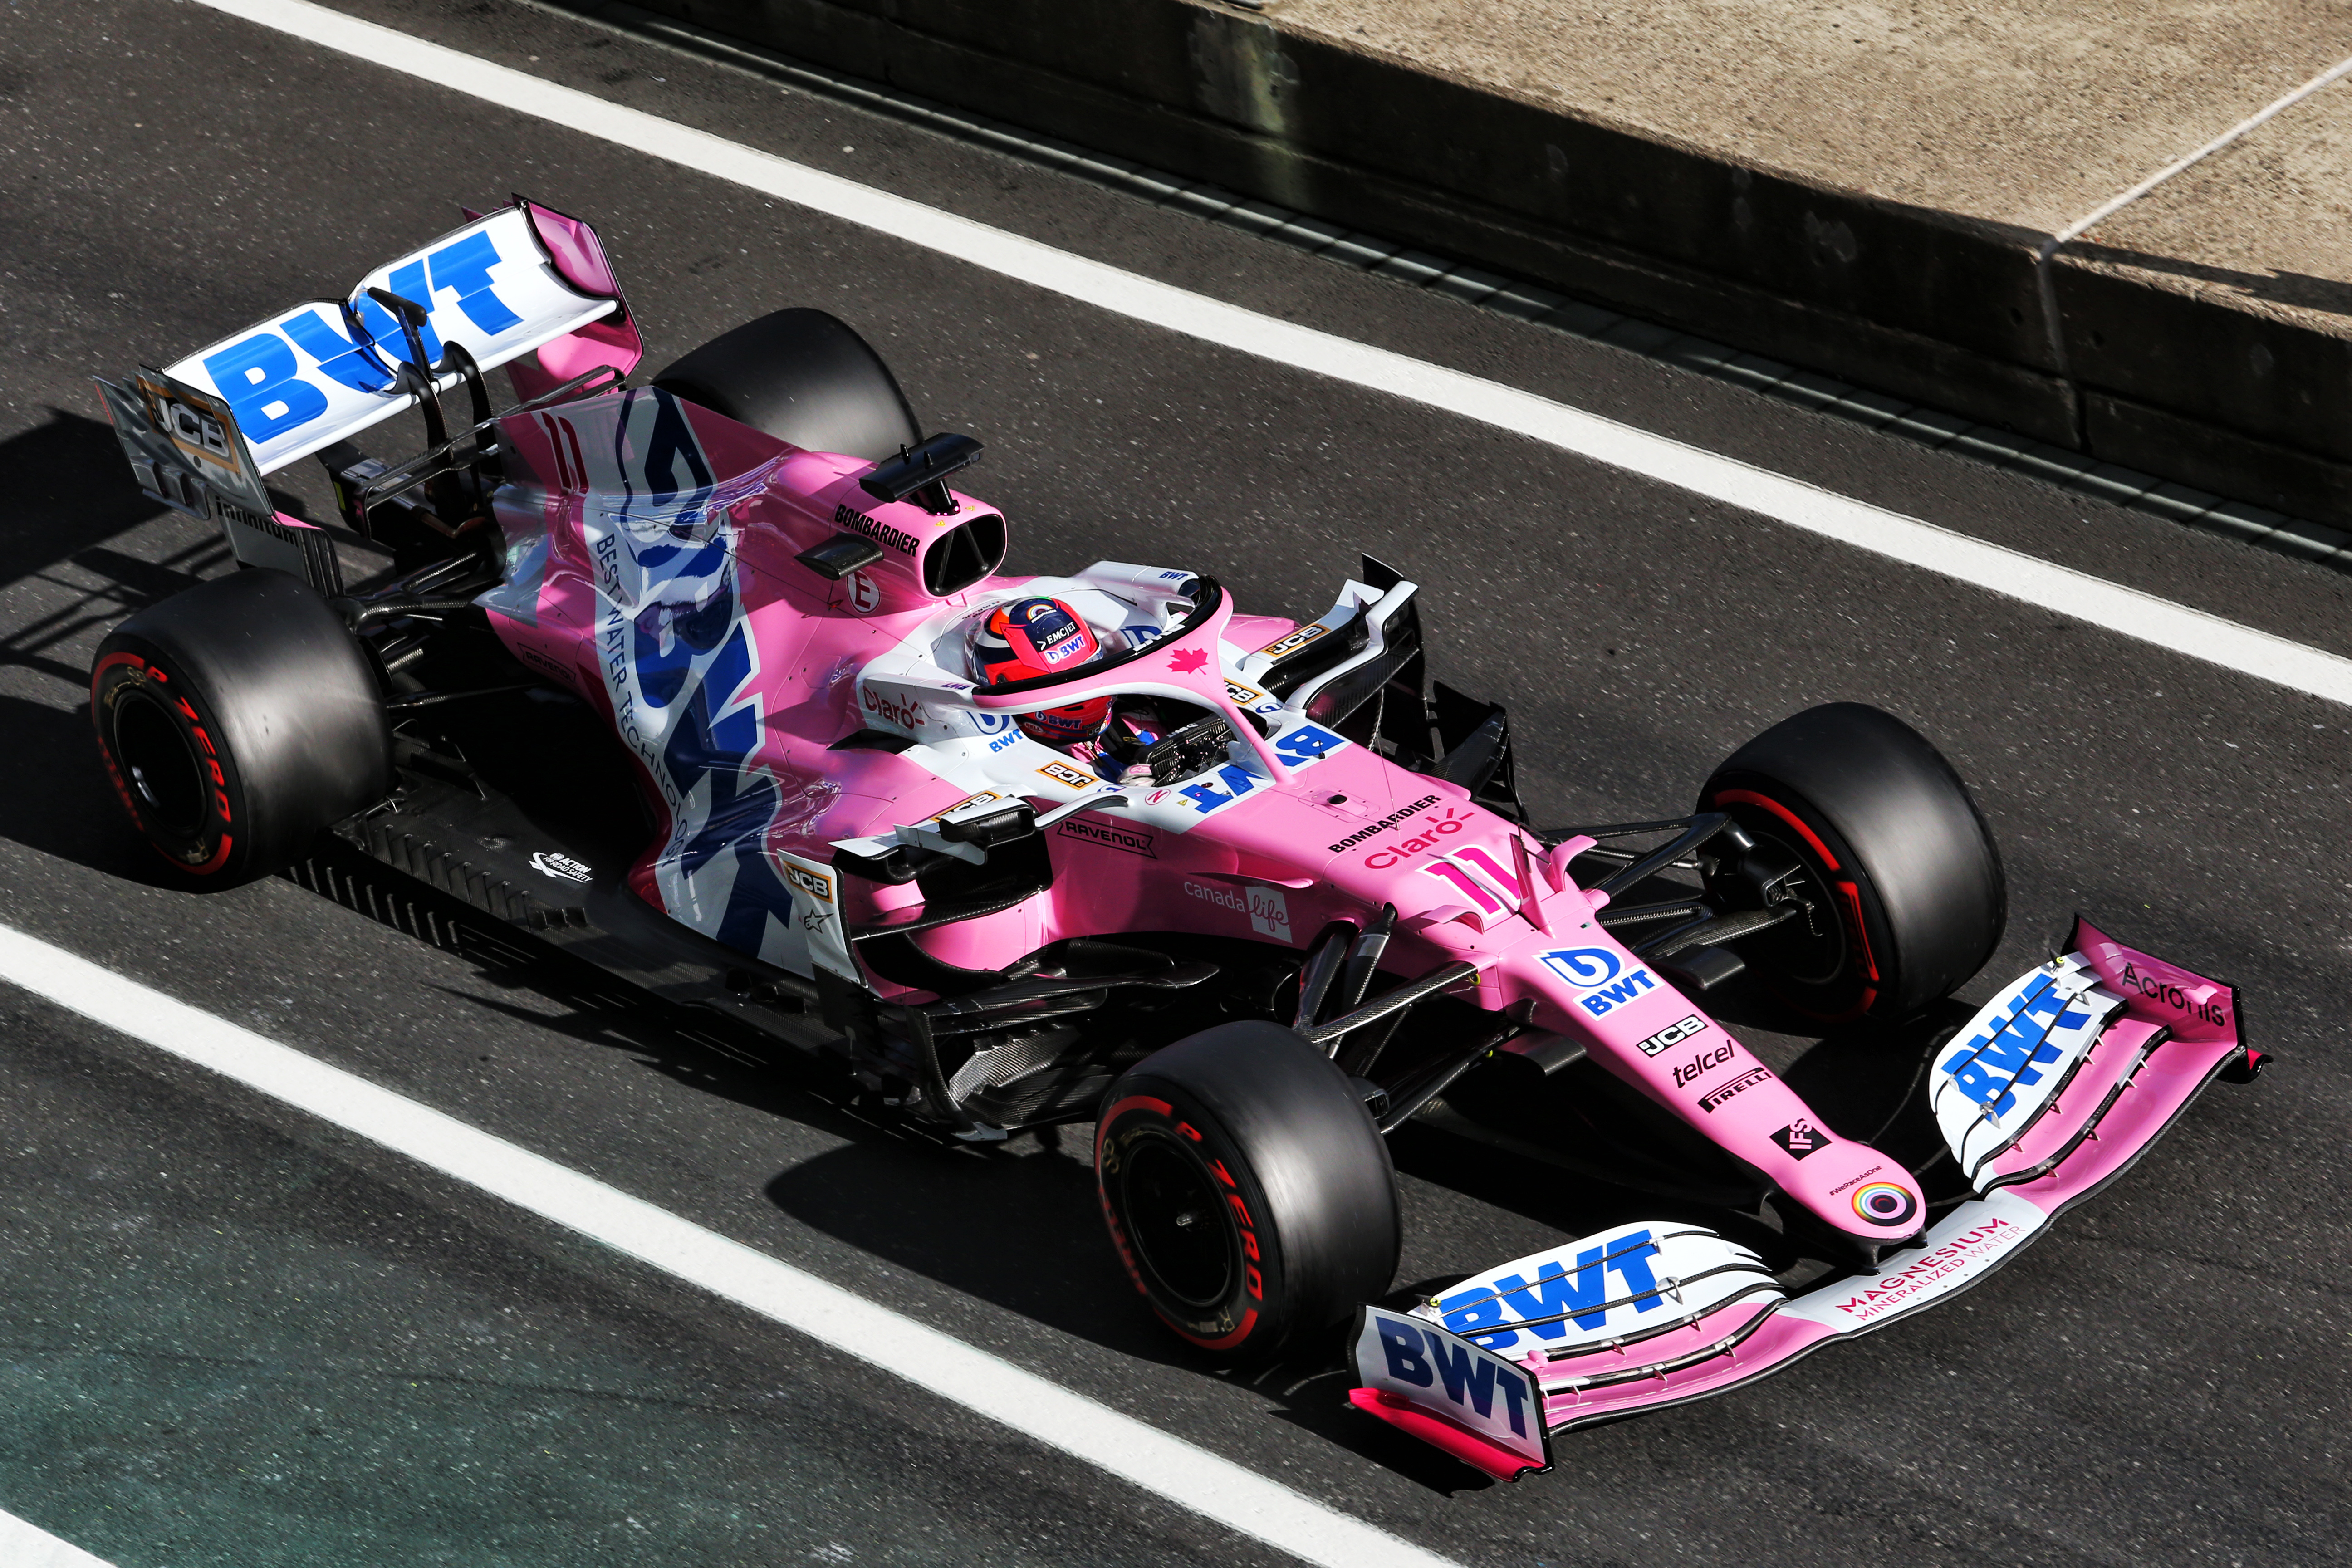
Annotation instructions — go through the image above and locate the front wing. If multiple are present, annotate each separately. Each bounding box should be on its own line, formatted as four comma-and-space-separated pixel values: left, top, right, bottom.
1349, 917, 2260, 1480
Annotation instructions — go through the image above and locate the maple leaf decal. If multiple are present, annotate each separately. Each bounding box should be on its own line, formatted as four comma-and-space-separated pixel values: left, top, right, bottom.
1167, 648, 1209, 674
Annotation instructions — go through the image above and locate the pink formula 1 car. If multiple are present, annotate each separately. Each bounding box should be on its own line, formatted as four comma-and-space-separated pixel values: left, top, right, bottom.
91, 205, 2266, 1480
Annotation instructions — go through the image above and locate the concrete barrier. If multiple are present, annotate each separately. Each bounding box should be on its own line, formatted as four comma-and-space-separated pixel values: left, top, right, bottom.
627, 0, 2352, 525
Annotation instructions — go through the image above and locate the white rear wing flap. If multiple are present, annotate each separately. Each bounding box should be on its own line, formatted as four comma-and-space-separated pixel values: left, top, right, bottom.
98, 201, 637, 594
143, 201, 630, 479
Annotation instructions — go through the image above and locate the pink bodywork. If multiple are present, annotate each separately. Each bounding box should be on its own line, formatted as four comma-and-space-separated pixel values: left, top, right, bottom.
467, 384, 1929, 1254
459, 314, 2247, 1478
435, 225, 2251, 1475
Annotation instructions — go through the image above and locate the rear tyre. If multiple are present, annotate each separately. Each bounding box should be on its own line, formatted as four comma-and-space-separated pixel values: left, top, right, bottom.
1700, 702, 2004, 1023
91, 569, 392, 885
1096, 1021, 1400, 1362
652, 308, 921, 462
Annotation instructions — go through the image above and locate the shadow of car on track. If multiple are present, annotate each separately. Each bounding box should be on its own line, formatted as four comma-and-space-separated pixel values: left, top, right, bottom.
276, 814, 1975, 1498
0, 409, 174, 564
755, 997, 1965, 1496
763, 1129, 1522, 1494
0, 411, 230, 882
0, 410, 395, 885
0, 691, 192, 885
358, 857, 1535, 1492
0, 409, 225, 668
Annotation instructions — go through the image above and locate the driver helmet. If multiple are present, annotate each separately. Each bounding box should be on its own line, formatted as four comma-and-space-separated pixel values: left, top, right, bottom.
970, 596, 1113, 745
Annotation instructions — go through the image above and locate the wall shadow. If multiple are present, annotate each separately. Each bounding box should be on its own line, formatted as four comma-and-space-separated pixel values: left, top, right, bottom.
2064, 241, 2352, 321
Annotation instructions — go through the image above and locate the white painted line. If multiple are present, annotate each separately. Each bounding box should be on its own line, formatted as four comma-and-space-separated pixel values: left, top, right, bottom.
189, 0, 2352, 709
2034, 51, 2352, 372
0, 1507, 116, 1568
2055, 53, 2352, 245
0, 923, 1459, 1568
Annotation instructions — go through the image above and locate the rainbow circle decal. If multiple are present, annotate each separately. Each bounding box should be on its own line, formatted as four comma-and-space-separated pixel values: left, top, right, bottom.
1851, 1181, 1919, 1228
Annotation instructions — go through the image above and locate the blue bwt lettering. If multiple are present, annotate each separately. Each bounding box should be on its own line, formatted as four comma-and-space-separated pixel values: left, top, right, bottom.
428, 230, 523, 333
1494, 1254, 1614, 1339
354, 260, 445, 367
1370, 1314, 1535, 1441
1493, 1366, 1531, 1437
1181, 762, 1262, 814
1443, 1230, 1664, 1347
282, 308, 396, 394
1940, 976, 2072, 1117
1425, 1331, 1500, 1418
1577, 968, 1655, 1017
201, 331, 330, 442
1273, 723, 1343, 762
1377, 1318, 1434, 1387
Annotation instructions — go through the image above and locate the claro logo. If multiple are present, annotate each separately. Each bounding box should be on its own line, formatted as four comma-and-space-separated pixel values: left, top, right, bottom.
862, 686, 927, 729
1362, 805, 1472, 869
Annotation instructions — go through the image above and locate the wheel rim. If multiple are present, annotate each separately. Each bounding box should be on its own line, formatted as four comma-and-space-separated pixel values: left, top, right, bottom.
113, 691, 208, 837
1117, 1133, 1236, 1310
1729, 817, 1848, 989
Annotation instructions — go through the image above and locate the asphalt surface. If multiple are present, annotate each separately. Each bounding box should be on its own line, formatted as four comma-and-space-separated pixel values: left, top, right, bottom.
1, 2, 2347, 1565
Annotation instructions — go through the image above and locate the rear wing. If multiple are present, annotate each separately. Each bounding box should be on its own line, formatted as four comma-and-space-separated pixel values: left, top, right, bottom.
96, 199, 640, 588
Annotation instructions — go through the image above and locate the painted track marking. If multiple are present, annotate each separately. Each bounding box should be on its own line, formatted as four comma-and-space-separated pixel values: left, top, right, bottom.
0, 1507, 115, 1568
180, 0, 2352, 709
0, 923, 1461, 1568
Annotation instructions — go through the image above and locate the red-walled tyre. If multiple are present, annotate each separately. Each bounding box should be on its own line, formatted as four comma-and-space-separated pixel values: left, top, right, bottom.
91, 568, 391, 885
1700, 702, 2004, 1024
1096, 1021, 1400, 1362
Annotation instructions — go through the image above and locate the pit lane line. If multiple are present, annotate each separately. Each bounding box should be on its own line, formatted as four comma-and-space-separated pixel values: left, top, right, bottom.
0, 921, 1463, 1568
185, 0, 2352, 710
0, 1506, 115, 1568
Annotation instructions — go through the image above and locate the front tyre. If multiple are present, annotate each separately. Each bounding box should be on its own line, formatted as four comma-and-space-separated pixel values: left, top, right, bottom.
1701, 702, 2004, 1023
92, 569, 392, 885
1096, 1021, 1400, 1362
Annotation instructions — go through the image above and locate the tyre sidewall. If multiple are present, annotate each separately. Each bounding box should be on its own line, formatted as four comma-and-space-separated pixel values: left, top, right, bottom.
1097, 1088, 1286, 1353
90, 570, 391, 884
1703, 702, 2005, 1020
92, 639, 250, 877
1095, 1021, 1400, 1362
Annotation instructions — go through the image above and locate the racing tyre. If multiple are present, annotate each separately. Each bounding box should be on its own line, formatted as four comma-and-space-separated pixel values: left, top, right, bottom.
652, 308, 921, 462
91, 569, 392, 885
1700, 702, 2004, 1023
1096, 1021, 1400, 1362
